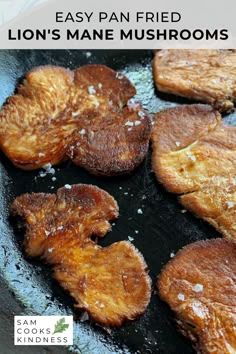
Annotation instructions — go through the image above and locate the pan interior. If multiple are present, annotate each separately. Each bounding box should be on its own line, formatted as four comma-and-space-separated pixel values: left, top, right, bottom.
1, 49, 234, 354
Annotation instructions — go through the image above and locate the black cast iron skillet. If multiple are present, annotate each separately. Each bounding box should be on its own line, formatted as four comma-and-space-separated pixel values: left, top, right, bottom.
1, 50, 235, 354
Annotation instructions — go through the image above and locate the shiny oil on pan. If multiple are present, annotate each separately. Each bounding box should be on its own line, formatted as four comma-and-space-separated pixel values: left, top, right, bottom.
0, 49, 236, 354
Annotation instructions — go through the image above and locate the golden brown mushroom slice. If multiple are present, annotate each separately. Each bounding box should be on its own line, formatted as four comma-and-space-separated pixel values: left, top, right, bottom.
0, 64, 151, 175
153, 49, 236, 112
151, 104, 236, 240
11, 184, 151, 327
158, 238, 236, 354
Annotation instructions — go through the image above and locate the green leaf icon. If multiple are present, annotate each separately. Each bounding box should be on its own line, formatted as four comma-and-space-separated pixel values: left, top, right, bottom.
52, 317, 69, 335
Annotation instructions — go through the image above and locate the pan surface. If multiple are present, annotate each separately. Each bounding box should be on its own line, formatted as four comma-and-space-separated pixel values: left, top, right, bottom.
0, 49, 235, 354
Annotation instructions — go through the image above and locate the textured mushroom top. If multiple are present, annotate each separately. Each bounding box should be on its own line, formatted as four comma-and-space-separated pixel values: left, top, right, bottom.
158, 238, 236, 354
152, 104, 236, 240
11, 184, 152, 327
0, 64, 151, 175
153, 50, 236, 112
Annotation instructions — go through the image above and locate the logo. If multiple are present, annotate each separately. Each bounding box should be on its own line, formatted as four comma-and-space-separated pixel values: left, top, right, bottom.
14, 316, 73, 345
